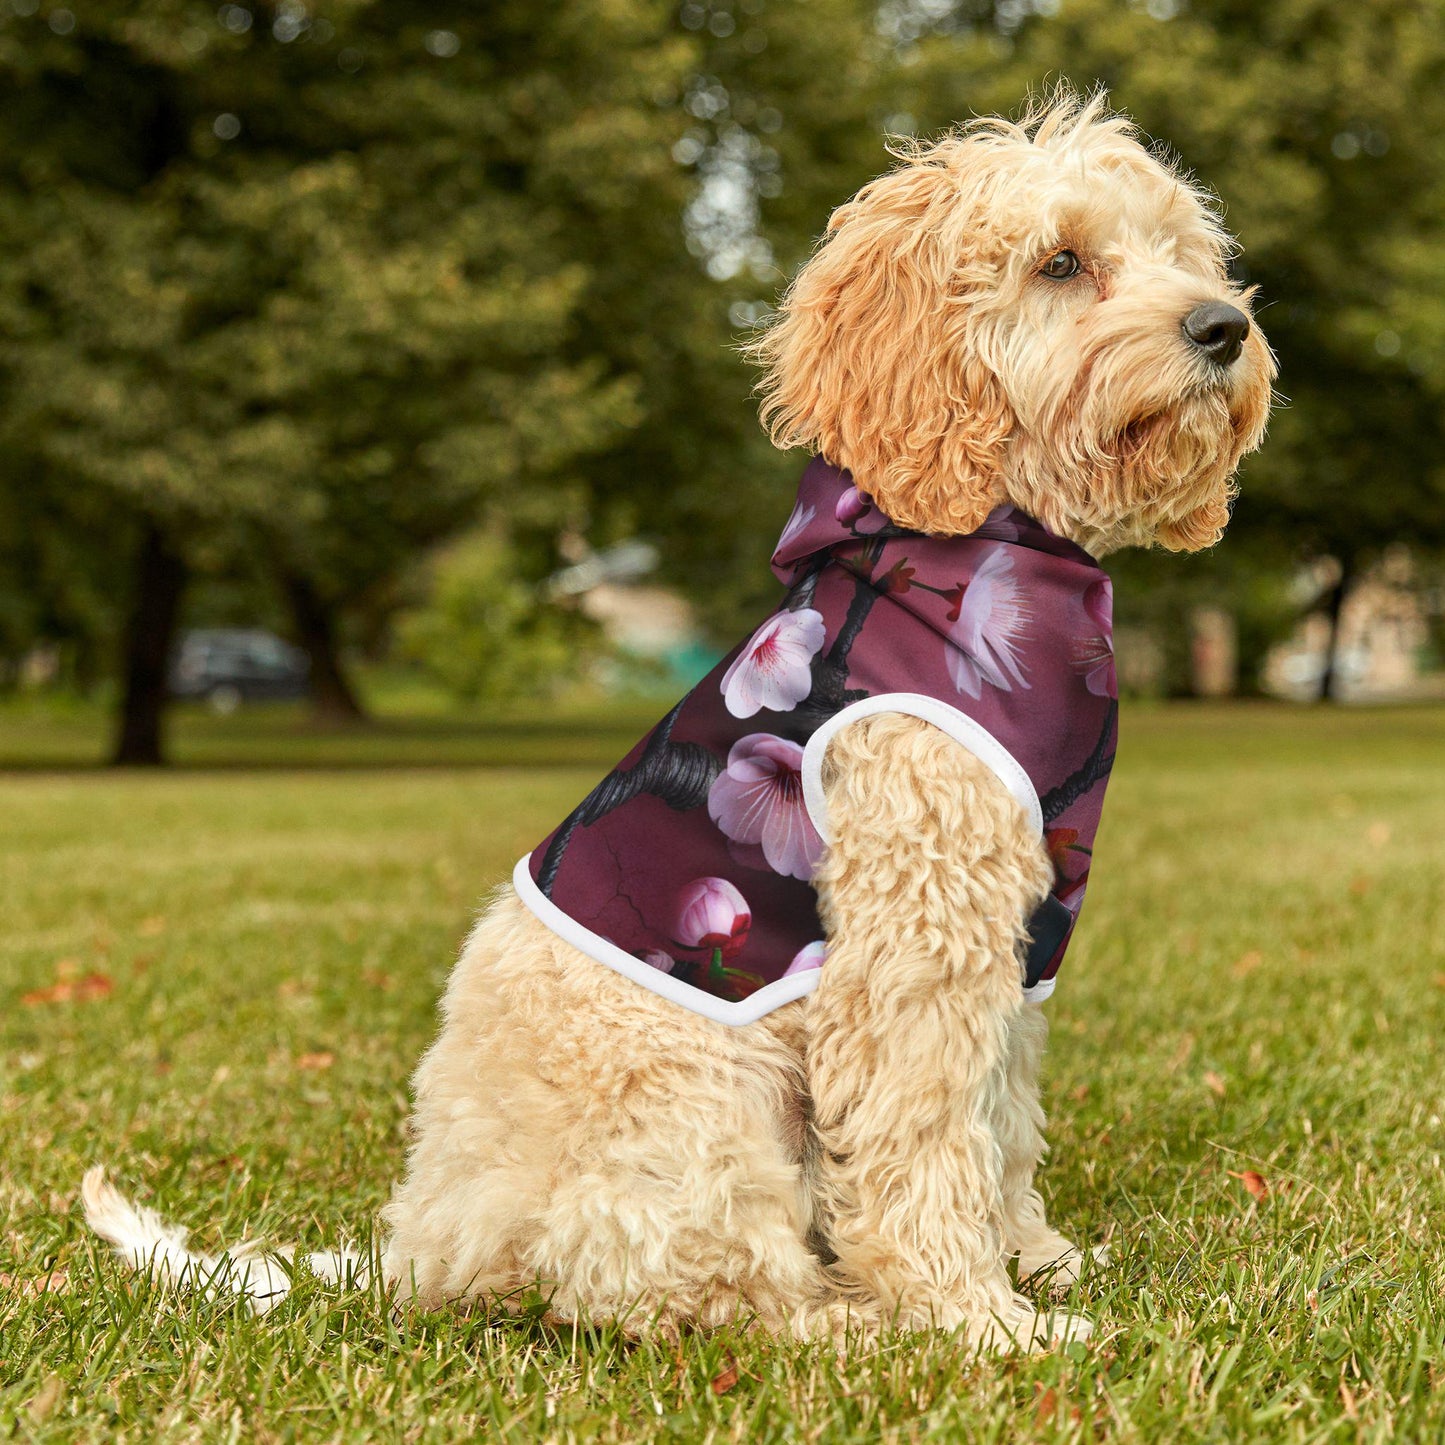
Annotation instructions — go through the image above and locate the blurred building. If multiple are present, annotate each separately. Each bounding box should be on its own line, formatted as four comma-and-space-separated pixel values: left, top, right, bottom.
1263, 548, 1441, 701
547, 540, 719, 690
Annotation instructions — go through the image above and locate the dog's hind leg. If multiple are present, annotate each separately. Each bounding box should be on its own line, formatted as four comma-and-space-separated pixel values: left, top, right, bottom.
993, 1003, 1100, 1290
381, 893, 833, 1338
804, 713, 1091, 1350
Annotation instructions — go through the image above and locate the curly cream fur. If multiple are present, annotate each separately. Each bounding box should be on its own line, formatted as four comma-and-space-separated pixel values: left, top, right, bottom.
86, 89, 1272, 1356
380, 892, 828, 1337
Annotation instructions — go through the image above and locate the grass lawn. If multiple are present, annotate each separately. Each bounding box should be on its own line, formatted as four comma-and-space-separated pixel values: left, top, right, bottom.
2, 701, 1444, 1442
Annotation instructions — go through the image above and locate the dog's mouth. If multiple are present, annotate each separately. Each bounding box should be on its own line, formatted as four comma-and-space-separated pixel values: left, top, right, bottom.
1118, 382, 1244, 457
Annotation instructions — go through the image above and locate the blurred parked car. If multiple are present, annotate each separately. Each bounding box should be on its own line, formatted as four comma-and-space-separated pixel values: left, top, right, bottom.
169, 629, 309, 713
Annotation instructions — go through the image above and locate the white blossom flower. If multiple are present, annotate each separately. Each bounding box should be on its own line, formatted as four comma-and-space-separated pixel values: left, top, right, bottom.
720, 608, 826, 718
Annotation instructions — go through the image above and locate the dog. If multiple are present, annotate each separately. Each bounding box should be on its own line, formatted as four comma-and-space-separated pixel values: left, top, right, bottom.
85, 90, 1273, 1352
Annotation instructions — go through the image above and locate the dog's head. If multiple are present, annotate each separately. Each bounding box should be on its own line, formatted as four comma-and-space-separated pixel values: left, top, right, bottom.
750, 90, 1275, 555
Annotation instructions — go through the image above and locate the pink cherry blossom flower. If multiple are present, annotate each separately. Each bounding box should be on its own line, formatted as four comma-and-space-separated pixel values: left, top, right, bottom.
707, 733, 824, 881
783, 940, 827, 976
1074, 578, 1117, 699
720, 608, 826, 719
944, 547, 1032, 698
672, 877, 751, 960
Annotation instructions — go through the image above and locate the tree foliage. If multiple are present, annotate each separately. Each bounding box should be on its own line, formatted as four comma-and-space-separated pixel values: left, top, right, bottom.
2, 0, 1444, 734
0, 0, 707, 750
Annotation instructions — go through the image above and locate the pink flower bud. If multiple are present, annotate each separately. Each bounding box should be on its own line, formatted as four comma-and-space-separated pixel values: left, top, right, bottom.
835, 485, 871, 526
783, 940, 827, 976
672, 877, 751, 959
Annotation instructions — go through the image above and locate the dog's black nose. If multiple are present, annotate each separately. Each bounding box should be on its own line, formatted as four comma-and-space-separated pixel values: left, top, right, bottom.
1182, 302, 1250, 367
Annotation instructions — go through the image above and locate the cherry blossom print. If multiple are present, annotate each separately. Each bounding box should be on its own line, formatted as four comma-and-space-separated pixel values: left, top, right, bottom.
672, 877, 751, 960
720, 608, 826, 718
671, 877, 765, 1000
707, 733, 825, 882
1044, 827, 1080, 874
879, 560, 915, 595
783, 940, 827, 976
526, 459, 1118, 1017
1073, 577, 1117, 699
944, 547, 1032, 698
835, 484, 888, 534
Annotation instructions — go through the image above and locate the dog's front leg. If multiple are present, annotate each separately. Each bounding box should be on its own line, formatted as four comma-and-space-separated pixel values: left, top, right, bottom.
805, 713, 1088, 1349
994, 1004, 1101, 1289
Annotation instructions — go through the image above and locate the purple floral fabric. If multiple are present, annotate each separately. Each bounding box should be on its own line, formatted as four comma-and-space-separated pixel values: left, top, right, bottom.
521, 457, 1117, 1020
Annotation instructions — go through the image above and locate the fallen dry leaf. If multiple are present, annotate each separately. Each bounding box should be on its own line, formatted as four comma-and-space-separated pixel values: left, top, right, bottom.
21, 973, 114, 1007
0, 1267, 70, 1300
138, 915, 167, 937
295, 1052, 334, 1071
1034, 1385, 1059, 1425
1071, 1083, 1090, 1103
1232, 950, 1263, 978
710, 1358, 739, 1396
1228, 1169, 1269, 1201
1204, 1070, 1227, 1099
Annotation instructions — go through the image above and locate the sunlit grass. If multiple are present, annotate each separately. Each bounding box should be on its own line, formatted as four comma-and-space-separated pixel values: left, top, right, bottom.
2, 703, 1443, 1441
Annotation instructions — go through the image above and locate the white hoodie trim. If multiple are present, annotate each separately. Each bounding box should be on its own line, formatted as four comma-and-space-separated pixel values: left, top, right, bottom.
799, 692, 1044, 842
511, 856, 822, 1027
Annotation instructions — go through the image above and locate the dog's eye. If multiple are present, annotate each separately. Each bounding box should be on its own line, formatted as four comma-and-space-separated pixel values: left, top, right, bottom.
1040, 250, 1081, 280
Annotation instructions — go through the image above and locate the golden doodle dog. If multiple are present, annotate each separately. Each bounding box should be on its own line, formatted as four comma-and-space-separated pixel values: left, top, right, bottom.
85, 91, 1273, 1352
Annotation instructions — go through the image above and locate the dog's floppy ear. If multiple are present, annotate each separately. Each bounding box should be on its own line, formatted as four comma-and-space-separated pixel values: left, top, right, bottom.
748, 146, 1013, 536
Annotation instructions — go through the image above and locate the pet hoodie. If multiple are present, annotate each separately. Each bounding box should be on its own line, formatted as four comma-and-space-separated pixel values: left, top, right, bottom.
514, 457, 1118, 1026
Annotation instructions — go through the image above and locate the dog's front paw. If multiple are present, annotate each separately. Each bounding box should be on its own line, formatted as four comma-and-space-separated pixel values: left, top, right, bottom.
969, 1294, 1093, 1353
1017, 1239, 1110, 1293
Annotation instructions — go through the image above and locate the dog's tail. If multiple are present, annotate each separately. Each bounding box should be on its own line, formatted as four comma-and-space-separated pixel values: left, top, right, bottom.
81, 1166, 368, 1315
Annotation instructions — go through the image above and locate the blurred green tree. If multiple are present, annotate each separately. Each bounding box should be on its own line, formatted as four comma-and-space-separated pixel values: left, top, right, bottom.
573, 0, 888, 636
0, 1, 699, 758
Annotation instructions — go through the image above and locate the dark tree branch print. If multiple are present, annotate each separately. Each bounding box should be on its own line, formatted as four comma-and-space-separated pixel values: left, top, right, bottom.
536, 696, 722, 897
797, 543, 887, 724
1040, 699, 1117, 824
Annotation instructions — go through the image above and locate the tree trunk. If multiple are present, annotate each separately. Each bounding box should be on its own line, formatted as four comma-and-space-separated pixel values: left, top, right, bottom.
1317, 553, 1355, 703
112, 523, 187, 766
282, 571, 367, 724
